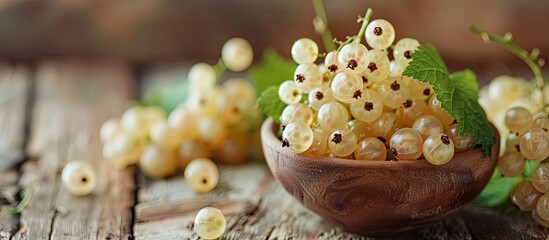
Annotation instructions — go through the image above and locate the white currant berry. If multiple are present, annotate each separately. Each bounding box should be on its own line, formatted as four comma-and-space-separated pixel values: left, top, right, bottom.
393, 38, 420, 66
362, 49, 390, 82
167, 106, 199, 139
348, 119, 374, 142
280, 103, 314, 126
423, 134, 455, 165
193, 207, 227, 239
377, 79, 410, 109
308, 85, 335, 111
291, 38, 319, 64
278, 80, 302, 104
371, 112, 397, 142
389, 128, 423, 160
350, 89, 383, 123
354, 137, 387, 161
520, 128, 549, 161
365, 19, 396, 49
178, 140, 211, 171
61, 161, 97, 196
222, 38, 253, 72
302, 128, 329, 156
317, 101, 349, 131
324, 50, 340, 73
150, 121, 183, 151
100, 118, 122, 143
294, 63, 322, 93
139, 144, 178, 179
120, 106, 149, 136
222, 78, 256, 109
188, 63, 216, 94
407, 77, 433, 101
215, 93, 242, 125
331, 71, 363, 103
328, 128, 358, 157
281, 122, 314, 153
413, 115, 444, 140
389, 60, 405, 77
185, 158, 219, 193
198, 117, 228, 148
338, 42, 370, 74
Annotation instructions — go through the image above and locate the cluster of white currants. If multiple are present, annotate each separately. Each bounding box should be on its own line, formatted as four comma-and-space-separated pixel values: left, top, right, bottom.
478, 76, 549, 226
96, 38, 256, 189
278, 18, 474, 165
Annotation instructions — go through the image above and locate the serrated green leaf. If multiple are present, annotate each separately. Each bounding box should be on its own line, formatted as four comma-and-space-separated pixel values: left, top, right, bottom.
471, 169, 523, 207
249, 48, 297, 95
256, 86, 287, 124
403, 44, 495, 155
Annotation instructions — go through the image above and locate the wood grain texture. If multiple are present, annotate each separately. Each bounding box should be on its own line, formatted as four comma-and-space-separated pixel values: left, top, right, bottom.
14, 61, 136, 240
261, 117, 499, 237
0, 63, 31, 237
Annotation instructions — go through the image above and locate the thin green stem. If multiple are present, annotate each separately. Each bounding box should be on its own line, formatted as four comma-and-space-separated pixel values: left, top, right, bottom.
213, 57, 226, 80
2, 187, 33, 214
470, 26, 546, 107
312, 0, 336, 52
355, 8, 373, 44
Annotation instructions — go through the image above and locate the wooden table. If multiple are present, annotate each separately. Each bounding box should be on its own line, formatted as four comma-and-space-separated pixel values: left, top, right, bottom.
0, 61, 548, 240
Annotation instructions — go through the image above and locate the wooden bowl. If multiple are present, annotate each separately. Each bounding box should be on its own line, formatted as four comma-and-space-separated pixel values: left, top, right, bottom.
260, 117, 499, 237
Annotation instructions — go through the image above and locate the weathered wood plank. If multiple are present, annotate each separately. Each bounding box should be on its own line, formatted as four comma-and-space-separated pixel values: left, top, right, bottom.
0, 63, 29, 169
133, 163, 477, 240
14, 60, 136, 240
0, 63, 31, 238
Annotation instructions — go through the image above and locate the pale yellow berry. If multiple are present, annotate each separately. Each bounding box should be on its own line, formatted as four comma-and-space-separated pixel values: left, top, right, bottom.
193, 207, 227, 239
62, 161, 97, 196
139, 144, 178, 179
185, 158, 219, 193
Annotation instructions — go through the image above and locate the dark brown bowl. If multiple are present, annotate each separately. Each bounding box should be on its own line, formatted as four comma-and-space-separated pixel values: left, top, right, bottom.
261, 117, 499, 237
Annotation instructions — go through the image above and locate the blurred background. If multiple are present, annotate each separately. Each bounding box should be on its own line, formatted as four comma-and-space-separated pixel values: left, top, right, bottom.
1, 0, 549, 85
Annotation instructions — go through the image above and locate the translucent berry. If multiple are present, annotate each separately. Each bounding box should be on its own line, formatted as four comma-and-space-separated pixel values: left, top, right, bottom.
331, 71, 363, 103
222, 78, 256, 109
198, 117, 228, 148
389, 128, 423, 160
378, 79, 410, 109
185, 158, 219, 193
365, 19, 396, 49
328, 128, 358, 157
188, 63, 216, 94
399, 99, 430, 127
350, 89, 383, 123
167, 106, 199, 139
61, 161, 97, 196
215, 132, 249, 165
533, 163, 549, 193
348, 119, 373, 142
324, 50, 340, 73
497, 152, 525, 177
413, 115, 444, 140
308, 85, 335, 111
533, 111, 549, 131
389, 60, 405, 78
278, 80, 302, 104
511, 181, 543, 211
488, 75, 523, 106
371, 112, 397, 142
150, 121, 183, 151
317, 101, 349, 131
100, 118, 122, 143
354, 137, 387, 161
302, 128, 329, 156
291, 38, 319, 64
222, 38, 253, 72
536, 194, 549, 222
294, 63, 322, 93
519, 128, 549, 161
193, 207, 227, 240
139, 144, 178, 179
445, 123, 475, 152
423, 134, 455, 165
338, 42, 370, 74
362, 49, 390, 82
407, 78, 433, 101
280, 103, 314, 126
393, 38, 420, 66
282, 122, 314, 153
505, 107, 533, 134
428, 94, 455, 127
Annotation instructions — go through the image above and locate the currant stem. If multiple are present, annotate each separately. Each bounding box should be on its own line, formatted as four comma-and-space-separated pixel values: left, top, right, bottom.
213, 57, 226, 80
2, 187, 33, 214
470, 26, 547, 107
312, 0, 336, 52
355, 8, 373, 44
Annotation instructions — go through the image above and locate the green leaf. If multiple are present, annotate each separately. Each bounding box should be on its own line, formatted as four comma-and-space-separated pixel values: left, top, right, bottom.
471, 169, 523, 207
249, 48, 297, 95
256, 86, 287, 124
523, 160, 541, 179
403, 44, 495, 155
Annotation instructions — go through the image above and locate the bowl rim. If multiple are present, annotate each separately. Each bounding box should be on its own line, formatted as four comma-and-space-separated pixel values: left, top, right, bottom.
261, 117, 498, 167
